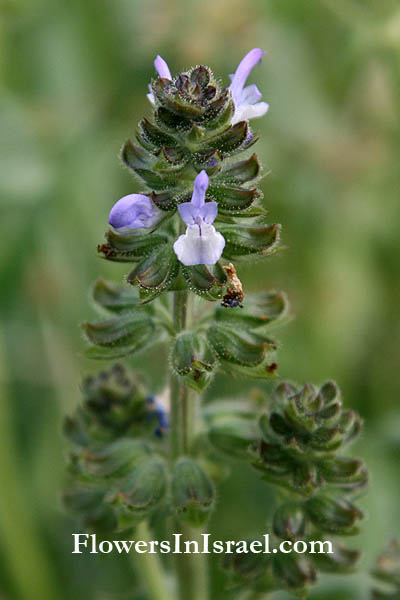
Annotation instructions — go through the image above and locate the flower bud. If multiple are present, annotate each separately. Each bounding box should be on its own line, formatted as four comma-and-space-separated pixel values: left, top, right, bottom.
79, 439, 150, 479
82, 363, 138, 411
222, 540, 270, 583
207, 324, 271, 367
111, 456, 167, 518
320, 457, 368, 491
218, 223, 280, 260
220, 153, 261, 184
62, 486, 117, 535
273, 554, 316, 590
64, 364, 146, 439
92, 278, 141, 313
64, 364, 169, 443
371, 539, 400, 598
83, 312, 155, 359
171, 332, 216, 393
263, 381, 364, 458
181, 263, 228, 301
98, 227, 168, 262
312, 541, 360, 573
273, 503, 306, 541
127, 244, 179, 296
172, 458, 215, 527
306, 495, 363, 535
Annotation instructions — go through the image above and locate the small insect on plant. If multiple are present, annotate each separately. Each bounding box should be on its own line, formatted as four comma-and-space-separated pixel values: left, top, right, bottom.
221, 263, 244, 308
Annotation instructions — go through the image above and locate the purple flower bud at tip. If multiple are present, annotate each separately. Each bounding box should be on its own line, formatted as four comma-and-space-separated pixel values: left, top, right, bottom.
154, 55, 172, 80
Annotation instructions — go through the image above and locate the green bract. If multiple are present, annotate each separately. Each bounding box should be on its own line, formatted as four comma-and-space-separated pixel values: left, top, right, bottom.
171, 458, 215, 527
84, 273, 289, 386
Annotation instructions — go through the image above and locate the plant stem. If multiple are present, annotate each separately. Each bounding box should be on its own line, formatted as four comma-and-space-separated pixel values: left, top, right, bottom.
174, 523, 209, 600
170, 290, 209, 600
170, 289, 189, 458
135, 521, 175, 600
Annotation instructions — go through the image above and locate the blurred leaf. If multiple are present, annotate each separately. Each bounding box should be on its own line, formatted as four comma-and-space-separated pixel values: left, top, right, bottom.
92, 278, 141, 313
83, 313, 155, 353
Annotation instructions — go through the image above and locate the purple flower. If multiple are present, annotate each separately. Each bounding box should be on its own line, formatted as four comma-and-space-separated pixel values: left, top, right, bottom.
173, 170, 225, 266
147, 55, 172, 105
229, 48, 269, 125
109, 194, 163, 231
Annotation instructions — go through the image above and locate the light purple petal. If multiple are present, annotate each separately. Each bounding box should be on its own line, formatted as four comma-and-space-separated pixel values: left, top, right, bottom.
178, 201, 198, 225
154, 55, 172, 80
109, 194, 161, 231
199, 201, 218, 224
240, 84, 263, 105
229, 48, 266, 105
173, 223, 225, 266
191, 170, 209, 208
177, 198, 217, 225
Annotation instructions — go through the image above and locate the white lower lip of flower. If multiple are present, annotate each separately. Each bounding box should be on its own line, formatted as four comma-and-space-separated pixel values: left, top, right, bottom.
232, 101, 269, 125
173, 223, 225, 266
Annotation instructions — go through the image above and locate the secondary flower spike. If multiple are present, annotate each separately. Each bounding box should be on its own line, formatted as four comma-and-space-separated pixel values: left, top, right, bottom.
173, 170, 225, 266
229, 48, 269, 125
147, 55, 172, 104
108, 194, 163, 231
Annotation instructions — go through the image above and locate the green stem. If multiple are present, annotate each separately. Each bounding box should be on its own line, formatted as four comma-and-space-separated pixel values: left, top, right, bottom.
170, 290, 189, 458
170, 290, 209, 600
174, 523, 209, 600
134, 521, 175, 600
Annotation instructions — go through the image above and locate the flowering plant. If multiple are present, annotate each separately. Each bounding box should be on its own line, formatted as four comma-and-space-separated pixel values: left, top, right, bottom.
63, 50, 368, 600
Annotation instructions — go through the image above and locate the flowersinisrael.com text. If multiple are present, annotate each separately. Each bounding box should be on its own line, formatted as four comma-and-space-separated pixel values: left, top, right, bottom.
72, 533, 333, 556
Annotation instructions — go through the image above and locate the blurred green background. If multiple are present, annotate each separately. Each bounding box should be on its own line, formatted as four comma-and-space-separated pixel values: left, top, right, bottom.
1, 0, 400, 598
